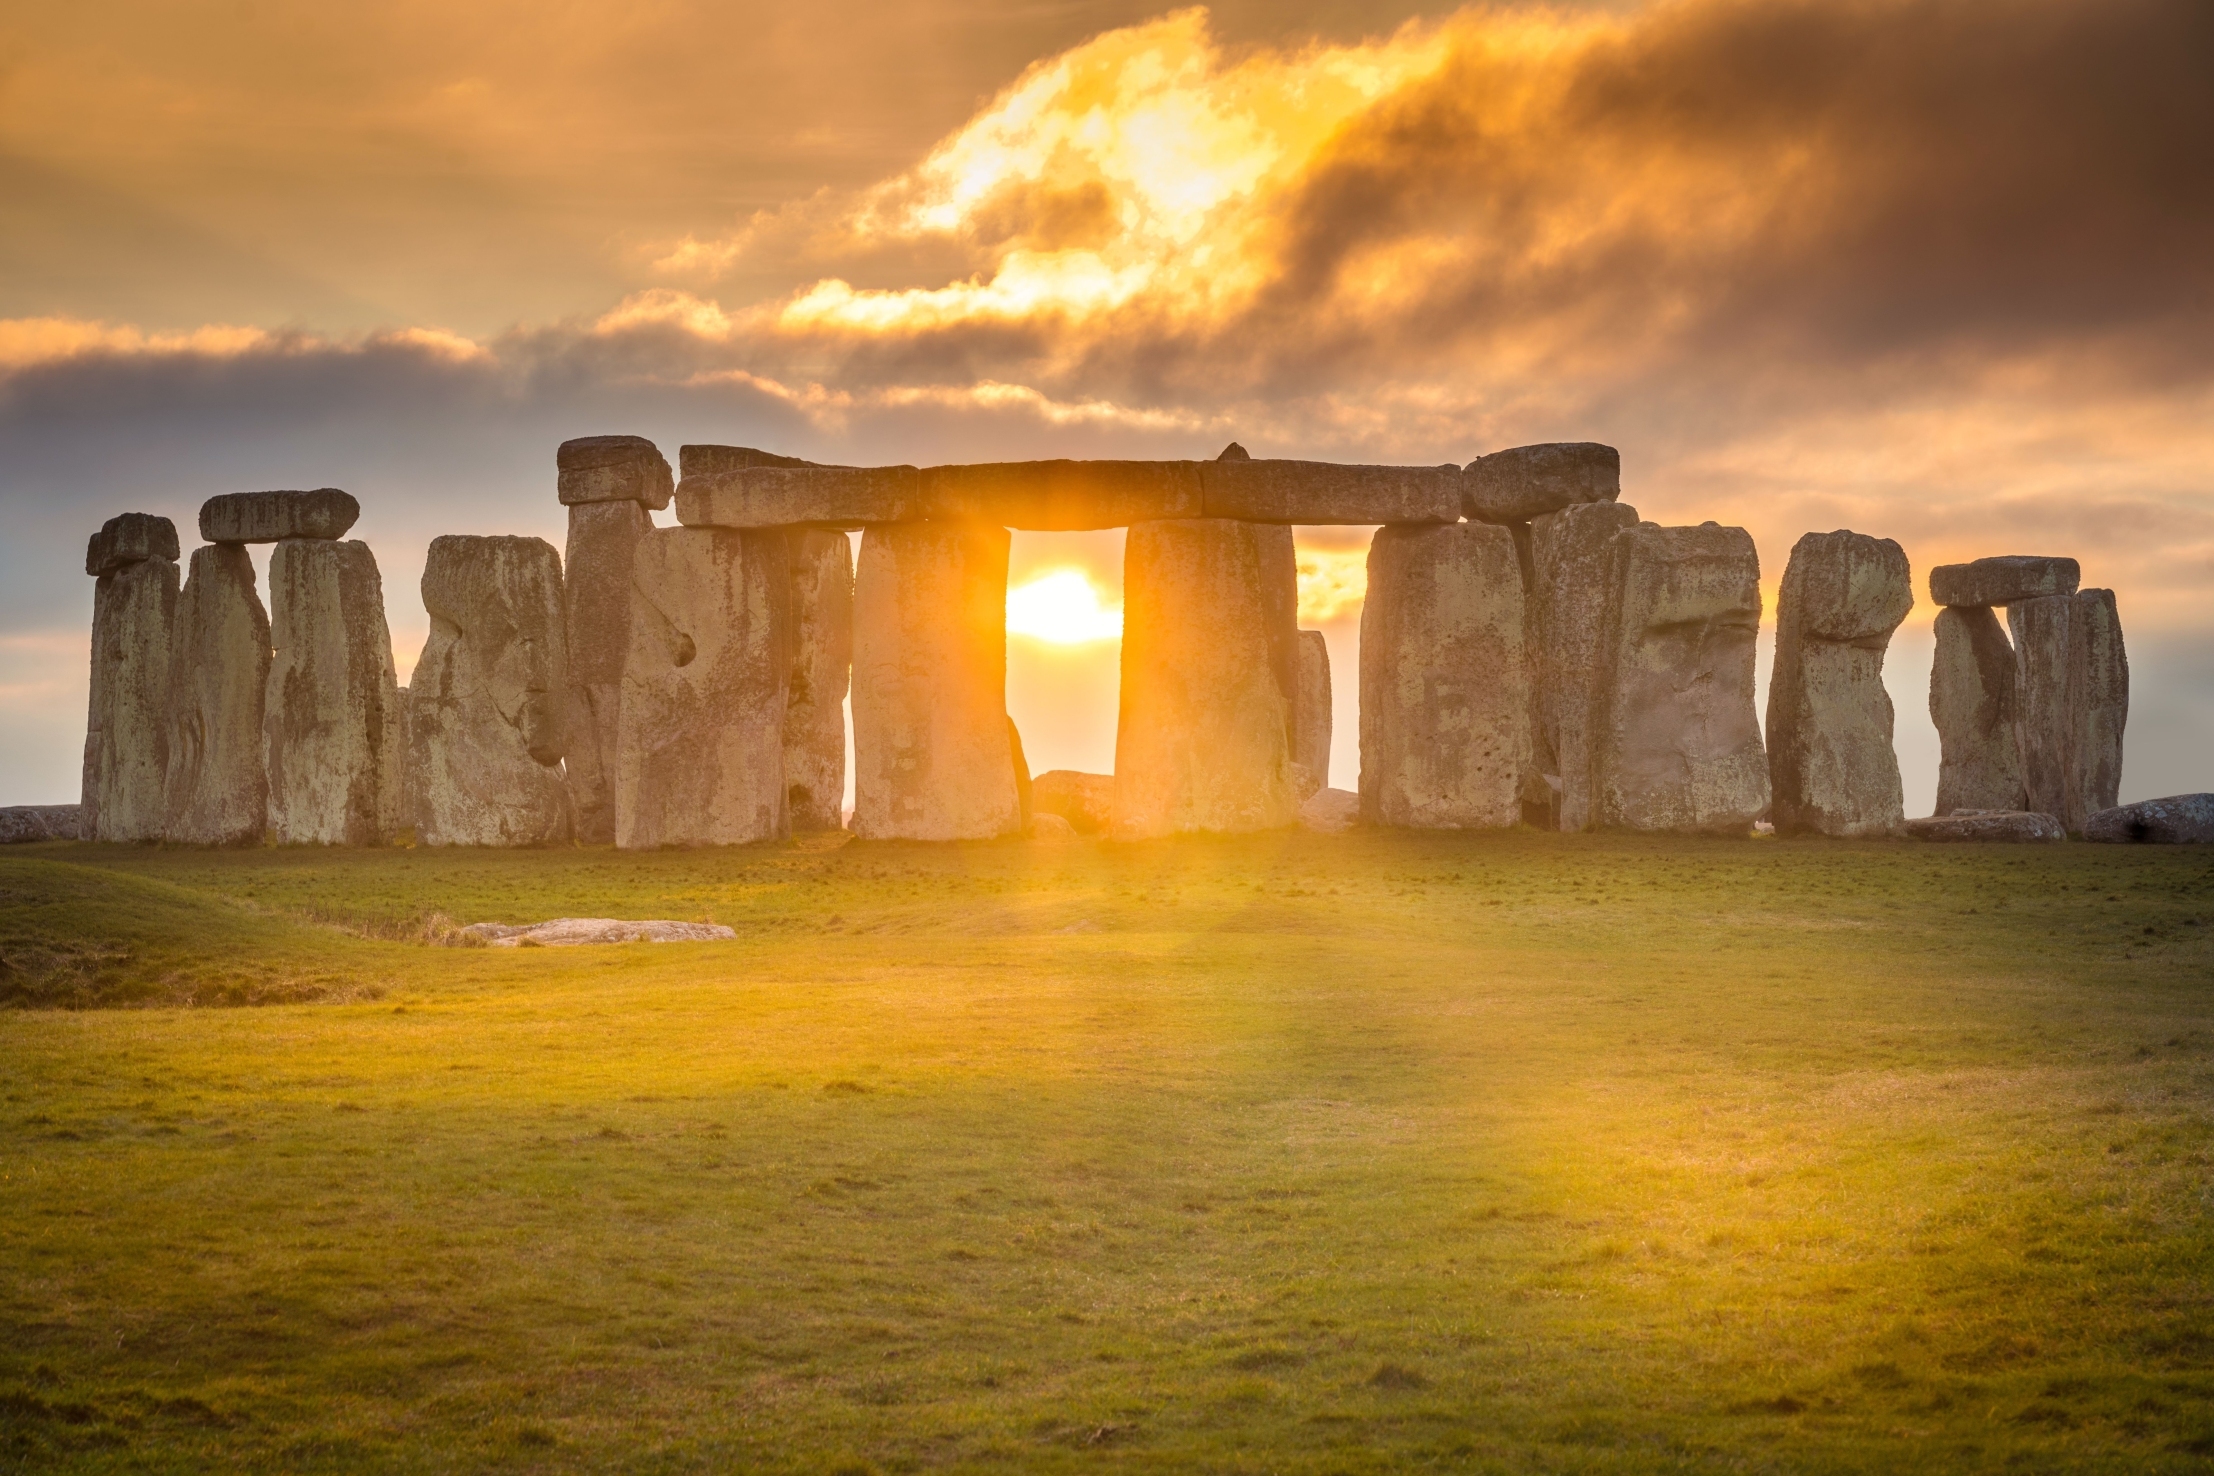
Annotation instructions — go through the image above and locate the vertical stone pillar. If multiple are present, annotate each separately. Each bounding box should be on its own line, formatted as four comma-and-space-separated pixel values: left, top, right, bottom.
852, 522, 1021, 840
1113, 518, 1299, 838
1929, 605, 2024, 815
2008, 588, 2128, 833
408, 535, 571, 847
1359, 522, 1529, 829
785, 530, 855, 830
616, 527, 790, 848
1588, 524, 1767, 834
82, 514, 180, 842
2071, 589, 2127, 822
559, 436, 673, 844
1530, 501, 1640, 831
1291, 629, 1331, 797
264, 539, 405, 845
163, 544, 270, 845
1765, 530, 1913, 837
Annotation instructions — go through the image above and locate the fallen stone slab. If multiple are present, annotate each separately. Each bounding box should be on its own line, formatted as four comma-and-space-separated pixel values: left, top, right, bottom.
1299, 786, 1360, 833
1904, 810, 2065, 843
562, 499, 654, 844
199, 489, 360, 544
263, 539, 406, 846
84, 552, 178, 842
924, 460, 1203, 530
2083, 794, 2214, 844
1929, 605, 2025, 815
1465, 443, 1621, 524
0, 805, 82, 843
1929, 555, 2078, 607
1032, 770, 1114, 834
85, 512, 180, 575
678, 464, 924, 529
1199, 460, 1460, 524
558, 435, 674, 509
784, 529, 855, 831
464, 918, 737, 946
163, 543, 270, 846
1530, 500, 1640, 830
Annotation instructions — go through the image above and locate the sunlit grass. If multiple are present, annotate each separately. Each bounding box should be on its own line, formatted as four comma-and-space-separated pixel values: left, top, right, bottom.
1, 832, 2210, 1471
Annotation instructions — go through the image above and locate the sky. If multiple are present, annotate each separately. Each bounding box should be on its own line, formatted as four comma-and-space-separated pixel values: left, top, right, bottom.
2, 0, 2209, 808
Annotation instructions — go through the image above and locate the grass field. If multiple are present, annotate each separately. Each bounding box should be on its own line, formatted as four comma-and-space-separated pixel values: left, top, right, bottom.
2, 830, 2211, 1472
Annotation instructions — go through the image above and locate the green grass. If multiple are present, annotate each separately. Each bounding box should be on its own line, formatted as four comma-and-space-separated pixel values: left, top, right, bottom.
1, 830, 2211, 1472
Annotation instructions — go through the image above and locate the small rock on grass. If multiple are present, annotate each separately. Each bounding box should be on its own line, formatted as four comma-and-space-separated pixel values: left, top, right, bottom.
464, 919, 736, 946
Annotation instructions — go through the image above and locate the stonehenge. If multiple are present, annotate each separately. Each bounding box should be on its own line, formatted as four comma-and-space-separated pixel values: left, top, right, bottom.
61, 435, 2143, 853
2084, 794, 2214, 845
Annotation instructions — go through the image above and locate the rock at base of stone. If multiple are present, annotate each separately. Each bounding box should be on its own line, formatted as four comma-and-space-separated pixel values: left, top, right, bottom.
1930, 605, 2025, 815
1292, 630, 1331, 799
1029, 812, 1079, 840
617, 527, 791, 847
1531, 500, 1641, 831
0, 805, 83, 843
562, 499, 653, 844
1465, 443, 1620, 524
163, 544, 270, 845
84, 556, 179, 842
86, 513, 180, 576
1904, 811, 2065, 843
2084, 794, 2214, 844
851, 522, 1021, 840
1588, 524, 1768, 835
199, 489, 359, 544
1928, 555, 2078, 608
1300, 786, 1361, 833
785, 529, 854, 830
264, 539, 405, 846
558, 435, 674, 509
1766, 530, 1912, 838
1114, 519, 1300, 838
464, 918, 737, 946
408, 535, 571, 847
1359, 523, 1529, 829
1033, 771, 1114, 834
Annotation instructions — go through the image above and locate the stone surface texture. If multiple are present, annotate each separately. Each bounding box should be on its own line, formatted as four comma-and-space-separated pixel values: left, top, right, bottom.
86, 513, 180, 575
851, 522, 1021, 840
1300, 787, 1361, 833
1764, 530, 1913, 837
677, 465, 922, 529
0, 805, 83, 843
1530, 500, 1641, 831
1929, 556, 2079, 608
562, 498, 654, 844
2071, 588, 2128, 826
2010, 590, 2129, 833
199, 489, 359, 544
783, 530, 854, 830
162, 544, 270, 845
1029, 812, 1079, 840
465, 918, 737, 946
2084, 794, 2214, 844
263, 539, 405, 845
1292, 629, 1332, 799
557, 435, 674, 509
680, 445, 816, 479
616, 527, 791, 847
924, 461, 1203, 529
1929, 605, 2025, 815
1198, 460, 1461, 524
1114, 519, 1301, 838
82, 555, 178, 841
1359, 522, 1529, 829
1032, 771, 1114, 834
1466, 443, 1621, 524
1009, 719, 1034, 833
1905, 811, 2066, 843
1588, 524, 1768, 834
408, 535, 571, 847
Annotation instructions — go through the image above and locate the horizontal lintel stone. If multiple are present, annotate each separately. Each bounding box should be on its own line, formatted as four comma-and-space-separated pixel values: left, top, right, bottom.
1200, 459, 1461, 524
86, 512, 180, 575
679, 444, 820, 480
676, 465, 925, 529
1927, 555, 2080, 607
558, 435, 674, 510
922, 460, 1202, 530
199, 489, 360, 545
1465, 443, 1620, 523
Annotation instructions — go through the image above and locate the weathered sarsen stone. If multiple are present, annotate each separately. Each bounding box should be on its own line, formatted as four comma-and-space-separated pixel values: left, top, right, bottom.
2085, 793, 2214, 844
1905, 811, 2065, 843
1032, 771, 1114, 834
1588, 524, 1768, 834
163, 544, 269, 845
408, 535, 571, 847
925, 460, 1203, 529
1466, 443, 1620, 524
1114, 519, 1300, 838
1530, 500, 1640, 830
784, 530, 854, 830
82, 516, 178, 842
199, 489, 359, 544
679, 464, 923, 529
1291, 629, 1331, 798
264, 539, 405, 845
1929, 555, 2078, 608
2010, 588, 2129, 832
1929, 605, 2025, 815
851, 522, 1021, 840
1765, 530, 1913, 837
563, 499, 654, 844
1199, 460, 1460, 524
558, 435, 674, 509
1359, 523, 1529, 829
0, 806, 81, 844
2071, 588, 2128, 824
617, 527, 791, 847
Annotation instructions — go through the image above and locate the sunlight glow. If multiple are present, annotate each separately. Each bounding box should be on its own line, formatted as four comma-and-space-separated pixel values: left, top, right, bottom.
1006, 569, 1124, 644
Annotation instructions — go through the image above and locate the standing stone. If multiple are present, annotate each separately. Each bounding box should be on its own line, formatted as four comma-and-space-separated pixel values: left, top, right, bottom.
1114, 519, 1300, 838
163, 544, 269, 845
616, 527, 791, 848
264, 539, 405, 845
408, 535, 571, 847
563, 499, 654, 844
2008, 590, 2127, 835
2071, 588, 2127, 822
1929, 605, 2025, 815
1359, 522, 1529, 829
1588, 524, 1768, 834
1291, 629, 1332, 798
851, 522, 1021, 840
82, 528, 178, 843
1765, 530, 1913, 838
785, 530, 854, 830
1530, 500, 1641, 830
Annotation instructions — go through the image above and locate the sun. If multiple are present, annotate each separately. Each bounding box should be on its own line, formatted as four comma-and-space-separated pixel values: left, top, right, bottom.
1005, 568, 1123, 643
